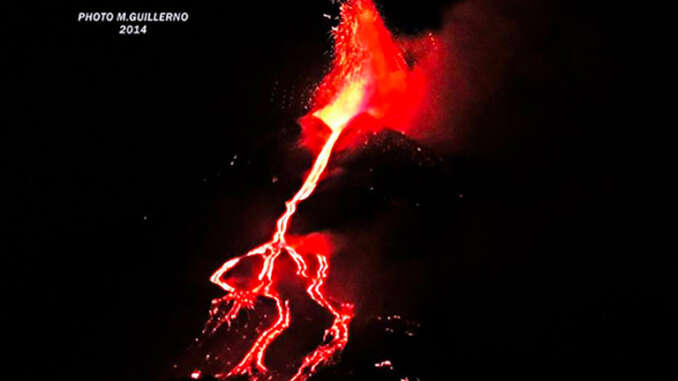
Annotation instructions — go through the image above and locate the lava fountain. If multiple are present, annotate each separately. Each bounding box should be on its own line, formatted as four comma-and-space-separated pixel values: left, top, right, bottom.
202, 1, 441, 380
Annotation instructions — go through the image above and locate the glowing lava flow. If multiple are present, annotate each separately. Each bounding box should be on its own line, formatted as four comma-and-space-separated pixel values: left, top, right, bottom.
207, 126, 351, 381
203, 0, 438, 379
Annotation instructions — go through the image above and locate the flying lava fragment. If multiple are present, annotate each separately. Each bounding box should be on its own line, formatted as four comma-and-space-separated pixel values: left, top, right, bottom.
201, 0, 442, 380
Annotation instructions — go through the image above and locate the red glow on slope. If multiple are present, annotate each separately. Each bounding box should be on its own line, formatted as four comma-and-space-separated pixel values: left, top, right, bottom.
204, 1, 440, 379
300, 0, 442, 155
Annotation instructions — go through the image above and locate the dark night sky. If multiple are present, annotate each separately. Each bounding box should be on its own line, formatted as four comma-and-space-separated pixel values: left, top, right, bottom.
8, 1, 671, 381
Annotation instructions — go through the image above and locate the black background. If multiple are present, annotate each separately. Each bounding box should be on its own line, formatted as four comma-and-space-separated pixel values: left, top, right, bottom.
9, 1, 671, 380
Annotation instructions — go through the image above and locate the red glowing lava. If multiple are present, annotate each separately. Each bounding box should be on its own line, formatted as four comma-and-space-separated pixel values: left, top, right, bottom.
203, 1, 442, 380
207, 126, 351, 381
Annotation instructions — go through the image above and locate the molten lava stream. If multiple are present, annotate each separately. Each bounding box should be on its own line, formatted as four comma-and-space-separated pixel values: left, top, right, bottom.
207, 127, 353, 381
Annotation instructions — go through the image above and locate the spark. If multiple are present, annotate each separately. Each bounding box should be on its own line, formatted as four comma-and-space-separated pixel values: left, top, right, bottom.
374, 360, 394, 370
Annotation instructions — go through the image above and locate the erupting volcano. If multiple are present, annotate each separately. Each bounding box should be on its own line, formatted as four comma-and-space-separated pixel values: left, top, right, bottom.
201, 0, 442, 379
